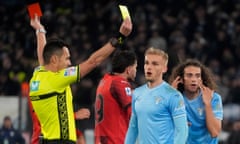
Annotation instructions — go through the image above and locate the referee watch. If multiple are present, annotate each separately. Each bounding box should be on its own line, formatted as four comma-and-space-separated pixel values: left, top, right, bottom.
36, 28, 46, 34
109, 32, 126, 48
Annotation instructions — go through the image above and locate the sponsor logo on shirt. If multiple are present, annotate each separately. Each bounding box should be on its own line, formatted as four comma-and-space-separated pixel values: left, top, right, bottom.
64, 67, 77, 76
179, 100, 184, 107
30, 81, 40, 91
174, 99, 185, 111
215, 103, 222, 111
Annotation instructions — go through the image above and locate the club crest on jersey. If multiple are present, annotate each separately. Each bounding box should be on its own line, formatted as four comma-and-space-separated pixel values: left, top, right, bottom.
155, 96, 162, 104
64, 67, 77, 76
30, 81, 40, 91
198, 107, 203, 116
125, 87, 132, 96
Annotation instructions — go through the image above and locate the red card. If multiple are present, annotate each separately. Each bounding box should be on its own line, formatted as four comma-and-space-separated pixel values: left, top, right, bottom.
27, 2, 42, 19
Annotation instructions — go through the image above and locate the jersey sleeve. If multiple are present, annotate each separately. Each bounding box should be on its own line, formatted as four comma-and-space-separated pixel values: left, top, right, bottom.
110, 79, 132, 109
51, 66, 80, 89
173, 116, 188, 144
170, 92, 188, 144
30, 66, 79, 95
212, 92, 223, 120
169, 92, 187, 118
125, 92, 138, 144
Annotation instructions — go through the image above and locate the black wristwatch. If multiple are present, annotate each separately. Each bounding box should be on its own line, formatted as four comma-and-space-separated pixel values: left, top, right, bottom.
109, 37, 119, 47
109, 32, 126, 48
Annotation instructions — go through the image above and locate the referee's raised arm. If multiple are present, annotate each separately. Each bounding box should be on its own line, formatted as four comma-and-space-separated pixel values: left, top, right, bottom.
79, 17, 132, 78
30, 14, 46, 66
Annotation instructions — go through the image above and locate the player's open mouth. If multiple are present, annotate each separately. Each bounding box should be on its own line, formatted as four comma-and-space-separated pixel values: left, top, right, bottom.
146, 72, 152, 76
146, 72, 152, 74
190, 84, 198, 88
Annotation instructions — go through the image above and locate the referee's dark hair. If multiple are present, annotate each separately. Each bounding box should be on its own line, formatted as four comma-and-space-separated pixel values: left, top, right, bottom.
43, 38, 69, 65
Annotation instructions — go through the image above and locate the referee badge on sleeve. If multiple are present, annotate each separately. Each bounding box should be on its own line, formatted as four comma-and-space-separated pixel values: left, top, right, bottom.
64, 67, 77, 76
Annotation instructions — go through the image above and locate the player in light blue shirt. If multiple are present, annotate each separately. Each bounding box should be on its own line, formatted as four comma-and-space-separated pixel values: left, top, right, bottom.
125, 48, 188, 144
169, 59, 223, 144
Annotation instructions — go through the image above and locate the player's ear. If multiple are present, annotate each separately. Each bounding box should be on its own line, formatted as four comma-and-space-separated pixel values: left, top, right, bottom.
163, 66, 168, 73
125, 66, 130, 74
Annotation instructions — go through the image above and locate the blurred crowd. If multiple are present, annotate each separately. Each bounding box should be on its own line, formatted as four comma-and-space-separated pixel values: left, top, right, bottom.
1, 0, 240, 143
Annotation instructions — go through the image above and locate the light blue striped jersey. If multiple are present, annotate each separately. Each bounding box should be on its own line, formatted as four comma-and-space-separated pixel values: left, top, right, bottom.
183, 91, 223, 144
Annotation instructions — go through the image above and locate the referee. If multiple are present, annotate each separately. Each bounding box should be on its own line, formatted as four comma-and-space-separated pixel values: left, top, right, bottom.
29, 14, 132, 143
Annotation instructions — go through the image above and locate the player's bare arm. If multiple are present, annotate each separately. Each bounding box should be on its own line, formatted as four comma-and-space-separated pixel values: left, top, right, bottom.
200, 84, 221, 137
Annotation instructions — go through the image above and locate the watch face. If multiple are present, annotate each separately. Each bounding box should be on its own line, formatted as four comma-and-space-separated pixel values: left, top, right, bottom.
36, 29, 46, 34
40, 29, 46, 33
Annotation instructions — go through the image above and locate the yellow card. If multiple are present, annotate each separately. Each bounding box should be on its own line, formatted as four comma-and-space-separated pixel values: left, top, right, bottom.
119, 5, 131, 20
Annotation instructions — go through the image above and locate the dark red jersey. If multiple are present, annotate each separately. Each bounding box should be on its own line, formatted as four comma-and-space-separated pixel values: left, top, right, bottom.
95, 73, 132, 144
